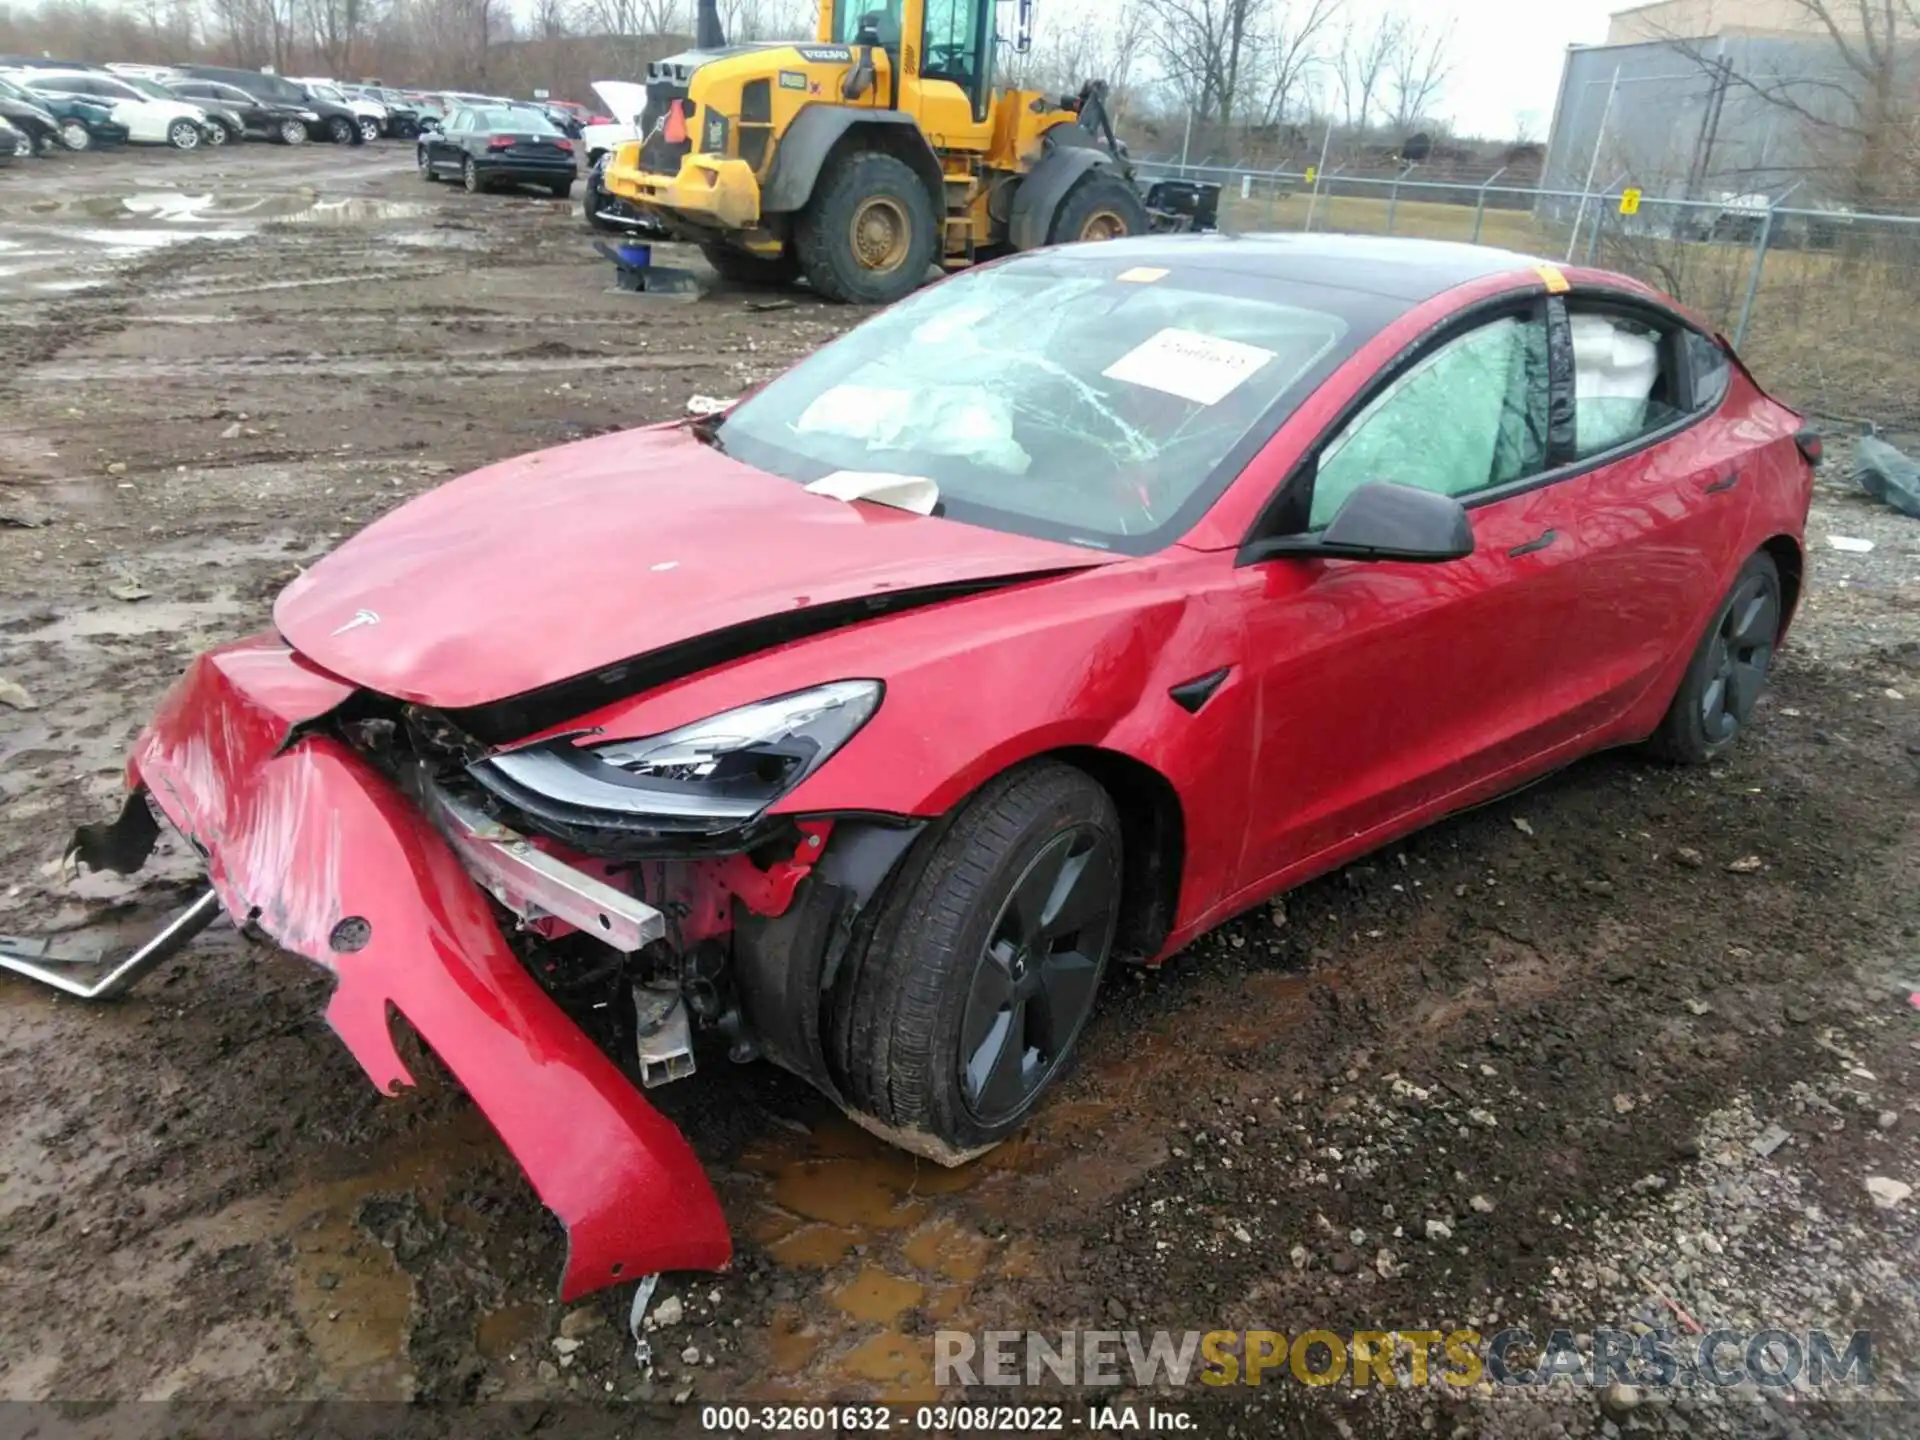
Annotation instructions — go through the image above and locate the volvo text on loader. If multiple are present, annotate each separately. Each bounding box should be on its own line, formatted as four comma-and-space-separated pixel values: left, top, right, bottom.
599, 0, 1216, 302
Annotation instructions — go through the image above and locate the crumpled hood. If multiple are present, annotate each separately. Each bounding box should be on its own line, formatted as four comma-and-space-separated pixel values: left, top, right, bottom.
589, 80, 648, 124
276, 425, 1110, 711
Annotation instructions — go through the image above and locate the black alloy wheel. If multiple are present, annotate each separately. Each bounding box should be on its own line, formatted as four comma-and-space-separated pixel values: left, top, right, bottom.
957, 823, 1118, 1125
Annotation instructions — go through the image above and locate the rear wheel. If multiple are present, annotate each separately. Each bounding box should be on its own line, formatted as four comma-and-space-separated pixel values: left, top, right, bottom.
828, 761, 1122, 1153
204, 121, 229, 147
794, 150, 936, 305
417, 146, 437, 181
326, 115, 355, 144
699, 242, 799, 287
1646, 550, 1783, 764
547, 178, 573, 200
1047, 170, 1151, 246
463, 156, 484, 194
59, 119, 90, 151
166, 119, 200, 151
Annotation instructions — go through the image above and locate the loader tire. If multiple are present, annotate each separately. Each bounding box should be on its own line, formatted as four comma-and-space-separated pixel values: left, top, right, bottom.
794, 151, 936, 304
1048, 170, 1150, 245
700, 242, 799, 287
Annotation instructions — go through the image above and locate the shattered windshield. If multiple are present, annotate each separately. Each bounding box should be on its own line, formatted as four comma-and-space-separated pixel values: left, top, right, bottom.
714, 256, 1353, 552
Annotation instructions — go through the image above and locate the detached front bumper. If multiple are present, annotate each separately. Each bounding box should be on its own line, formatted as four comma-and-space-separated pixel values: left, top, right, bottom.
17, 635, 730, 1299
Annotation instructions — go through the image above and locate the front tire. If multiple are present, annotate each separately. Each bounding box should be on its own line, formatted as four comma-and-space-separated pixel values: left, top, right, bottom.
326, 115, 355, 144
359, 116, 381, 143
828, 761, 1123, 1153
59, 119, 90, 151
417, 146, 437, 181
279, 118, 307, 145
1047, 170, 1151, 246
166, 119, 201, 151
700, 242, 799, 287
204, 122, 229, 147
1646, 550, 1782, 764
794, 150, 937, 305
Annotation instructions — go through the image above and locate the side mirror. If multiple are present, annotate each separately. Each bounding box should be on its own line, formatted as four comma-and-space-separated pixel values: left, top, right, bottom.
1248, 482, 1474, 565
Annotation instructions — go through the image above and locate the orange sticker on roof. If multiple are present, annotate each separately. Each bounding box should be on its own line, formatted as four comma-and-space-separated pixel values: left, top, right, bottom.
1535, 263, 1570, 293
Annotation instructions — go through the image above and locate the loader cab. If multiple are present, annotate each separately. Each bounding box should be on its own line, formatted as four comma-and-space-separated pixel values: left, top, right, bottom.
826, 0, 996, 126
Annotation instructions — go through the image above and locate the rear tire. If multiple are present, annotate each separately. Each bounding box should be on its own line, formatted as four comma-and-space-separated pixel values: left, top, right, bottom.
794, 150, 936, 305
418, 147, 437, 181
166, 119, 201, 151
326, 115, 355, 144
828, 761, 1123, 1152
1047, 170, 1151, 246
548, 178, 573, 200
463, 156, 484, 194
359, 116, 381, 143
1645, 550, 1782, 765
204, 121, 229, 147
699, 242, 799, 287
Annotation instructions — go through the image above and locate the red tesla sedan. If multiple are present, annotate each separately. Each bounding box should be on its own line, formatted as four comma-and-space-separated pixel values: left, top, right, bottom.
10, 234, 1815, 1299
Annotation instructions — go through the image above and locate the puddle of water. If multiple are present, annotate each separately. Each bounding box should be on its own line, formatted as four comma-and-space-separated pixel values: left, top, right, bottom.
899, 1217, 992, 1283
20, 594, 248, 644
829, 1264, 924, 1324
156, 1106, 504, 1399
29, 193, 438, 227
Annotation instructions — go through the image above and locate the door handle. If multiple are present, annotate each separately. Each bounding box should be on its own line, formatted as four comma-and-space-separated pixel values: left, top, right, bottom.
1703, 471, 1741, 493
1507, 528, 1558, 557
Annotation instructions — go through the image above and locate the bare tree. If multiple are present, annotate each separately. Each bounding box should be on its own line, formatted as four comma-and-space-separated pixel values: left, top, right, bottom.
1385, 15, 1449, 129
1255, 0, 1338, 126
305, 0, 381, 74
1653, 0, 1920, 206
1143, 0, 1264, 126
1333, 9, 1397, 131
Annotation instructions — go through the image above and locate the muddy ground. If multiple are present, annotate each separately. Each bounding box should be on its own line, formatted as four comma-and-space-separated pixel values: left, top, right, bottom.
1, 144, 1918, 1438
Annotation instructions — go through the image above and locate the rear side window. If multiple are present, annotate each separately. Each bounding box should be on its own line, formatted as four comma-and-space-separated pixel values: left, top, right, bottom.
1686, 330, 1731, 411
1568, 309, 1685, 459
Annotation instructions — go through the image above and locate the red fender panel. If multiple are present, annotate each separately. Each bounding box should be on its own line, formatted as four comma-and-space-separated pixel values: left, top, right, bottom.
130, 636, 731, 1299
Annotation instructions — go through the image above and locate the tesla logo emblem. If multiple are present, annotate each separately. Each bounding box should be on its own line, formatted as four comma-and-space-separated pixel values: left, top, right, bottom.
331, 608, 380, 636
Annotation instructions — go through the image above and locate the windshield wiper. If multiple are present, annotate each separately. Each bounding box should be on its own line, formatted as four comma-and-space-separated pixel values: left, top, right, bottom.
688, 414, 727, 454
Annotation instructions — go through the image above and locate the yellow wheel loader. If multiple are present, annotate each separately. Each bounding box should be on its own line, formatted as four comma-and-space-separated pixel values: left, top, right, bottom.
599, 0, 1216, 303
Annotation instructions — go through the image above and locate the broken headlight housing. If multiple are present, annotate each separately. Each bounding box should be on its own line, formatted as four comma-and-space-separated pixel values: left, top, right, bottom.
467, 680, 882, 837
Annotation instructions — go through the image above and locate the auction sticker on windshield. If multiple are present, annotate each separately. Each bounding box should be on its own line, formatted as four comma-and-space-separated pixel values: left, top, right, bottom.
1102, 328, 1277, 405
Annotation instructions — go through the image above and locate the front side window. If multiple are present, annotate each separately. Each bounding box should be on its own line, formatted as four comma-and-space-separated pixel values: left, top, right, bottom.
1569, 309, 1684, 458
714, 256, 1356, 552
922, 0, 988, 88
1310, 311, 1549, 529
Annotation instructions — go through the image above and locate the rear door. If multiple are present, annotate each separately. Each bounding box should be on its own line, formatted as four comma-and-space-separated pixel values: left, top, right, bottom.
1561, 298, 1755, 721
1236, 298, 1610, 887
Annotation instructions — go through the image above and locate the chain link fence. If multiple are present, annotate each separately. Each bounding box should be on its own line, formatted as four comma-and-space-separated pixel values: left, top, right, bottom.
1135, 161, 1920, 437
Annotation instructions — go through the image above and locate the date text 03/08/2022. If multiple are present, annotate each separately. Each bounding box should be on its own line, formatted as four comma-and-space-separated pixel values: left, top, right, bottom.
698, 1403, 1197, 1432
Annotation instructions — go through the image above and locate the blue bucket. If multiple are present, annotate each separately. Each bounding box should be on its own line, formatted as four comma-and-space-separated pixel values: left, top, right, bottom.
617, 242, 653, 268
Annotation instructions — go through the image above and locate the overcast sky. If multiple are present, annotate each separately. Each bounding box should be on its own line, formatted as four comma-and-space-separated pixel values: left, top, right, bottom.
1435, 0, 1620, 138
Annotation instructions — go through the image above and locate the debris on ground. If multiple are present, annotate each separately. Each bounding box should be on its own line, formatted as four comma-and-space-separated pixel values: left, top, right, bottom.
685, 394, 735, 416
0, 676, 37, 710
1865, 1176, 1911, 1209
1852, 433, 1920, 518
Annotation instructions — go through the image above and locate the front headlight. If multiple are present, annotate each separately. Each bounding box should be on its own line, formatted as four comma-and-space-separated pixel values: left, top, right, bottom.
468, 680, 882, 834
298, 110, 320, 121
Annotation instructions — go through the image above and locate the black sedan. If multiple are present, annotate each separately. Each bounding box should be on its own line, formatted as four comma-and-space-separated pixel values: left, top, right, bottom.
166, 77, 313, 144
0, 92, 58, 154
417, 106, 575, 197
